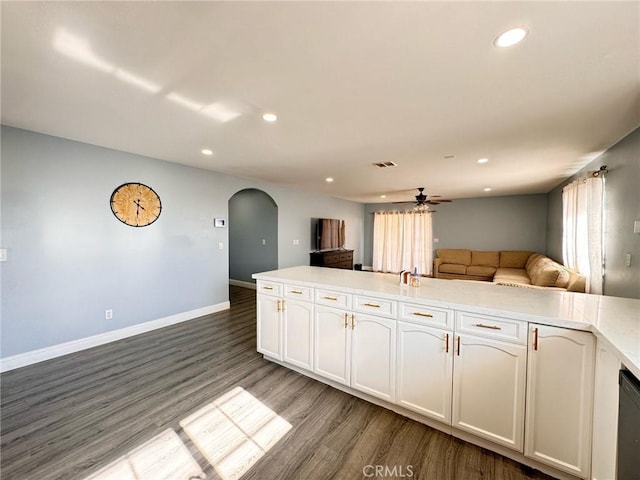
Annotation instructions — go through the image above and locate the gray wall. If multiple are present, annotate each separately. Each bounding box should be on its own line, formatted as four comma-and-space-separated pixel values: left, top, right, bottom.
363, 194, 548, 266
1, 126, 365, 357
229, 189, 278, 283
546, 128, 640, 299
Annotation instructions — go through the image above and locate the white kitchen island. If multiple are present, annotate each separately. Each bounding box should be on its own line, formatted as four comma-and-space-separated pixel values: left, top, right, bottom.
252, 266, 640, 480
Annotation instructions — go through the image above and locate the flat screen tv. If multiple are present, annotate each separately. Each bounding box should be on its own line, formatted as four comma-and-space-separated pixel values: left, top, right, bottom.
312, 218, 345, 251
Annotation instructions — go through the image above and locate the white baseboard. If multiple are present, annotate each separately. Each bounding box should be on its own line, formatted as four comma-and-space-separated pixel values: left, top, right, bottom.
362, 265, 373, 271
0, 301, 230, 373
229, 279, 256, 290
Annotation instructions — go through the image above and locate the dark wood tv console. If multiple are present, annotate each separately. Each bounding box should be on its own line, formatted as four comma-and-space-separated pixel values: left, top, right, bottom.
310, 249, 353, 270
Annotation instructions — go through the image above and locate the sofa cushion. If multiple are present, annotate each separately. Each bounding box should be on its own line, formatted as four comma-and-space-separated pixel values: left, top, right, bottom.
499, 251, 533, 268
437, 249, 471, 266
467, 265, 497, 277
439, 263, 467, 275
525, 253, 545, 270
471, 251, 499, 267
494, 268, 531, 285
527, 257, 571, 287
566, 271, 586, 292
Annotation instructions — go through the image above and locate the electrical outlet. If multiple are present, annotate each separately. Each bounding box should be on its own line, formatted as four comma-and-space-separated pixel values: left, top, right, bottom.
0, 249, 6, 261
105, 309, 113, 320
625, 253, 632, 267
293, 239, 299, 245
262, 239, 266, 245
433, 238, 439, 243
218, 242, 224, 250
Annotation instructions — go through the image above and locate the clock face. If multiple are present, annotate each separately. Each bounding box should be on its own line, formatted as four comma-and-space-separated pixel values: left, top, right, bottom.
110, 183, 162, 227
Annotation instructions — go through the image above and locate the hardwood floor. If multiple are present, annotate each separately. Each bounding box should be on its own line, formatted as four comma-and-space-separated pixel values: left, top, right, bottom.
1, 286, 555, 480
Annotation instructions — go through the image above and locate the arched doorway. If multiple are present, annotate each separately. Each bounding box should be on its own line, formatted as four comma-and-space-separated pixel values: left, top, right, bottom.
228, 188, 278, 285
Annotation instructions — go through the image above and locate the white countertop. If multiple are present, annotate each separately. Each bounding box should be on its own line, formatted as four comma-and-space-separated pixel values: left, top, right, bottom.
253, 266, 640, 379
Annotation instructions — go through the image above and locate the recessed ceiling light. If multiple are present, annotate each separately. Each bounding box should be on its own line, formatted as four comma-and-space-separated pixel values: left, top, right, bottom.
325, 177, 334, 183
477, 158, 489, 164
380, 195, 387, 199
201, 148, 213, 156
495, 27, 528, 48
484, 187, 492, 192
262, 113, 278, 122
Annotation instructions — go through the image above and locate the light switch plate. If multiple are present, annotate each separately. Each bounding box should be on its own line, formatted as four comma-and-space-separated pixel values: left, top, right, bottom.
0, 249, 6, 261
634, 220, 640, 234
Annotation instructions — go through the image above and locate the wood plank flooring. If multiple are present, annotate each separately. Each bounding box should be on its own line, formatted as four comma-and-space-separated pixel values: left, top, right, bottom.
1, 286, 555, 480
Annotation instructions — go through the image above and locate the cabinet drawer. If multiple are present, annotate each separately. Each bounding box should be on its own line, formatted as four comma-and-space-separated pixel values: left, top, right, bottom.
284, 284, 314, 301
315, 288, 352, 309
339, 252, 352, 261
257, 281, 282, 297
399, 302, 452, 330
324, 254, 341, 264
334, 261, 353, 269
353, 295, 396, 318
455, 311, 527, 345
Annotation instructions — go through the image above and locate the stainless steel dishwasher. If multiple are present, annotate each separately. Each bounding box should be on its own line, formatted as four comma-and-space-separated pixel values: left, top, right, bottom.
618, 369, 640, 480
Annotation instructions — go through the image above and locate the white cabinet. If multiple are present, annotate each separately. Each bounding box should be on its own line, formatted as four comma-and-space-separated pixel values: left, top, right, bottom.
257, 294, 283, 360
524, 324, 595, 479
452, 312, 527, 451
257, 281, 313, 367
314, 301, 396, 402
282, 298, 314, 371
351, 313, 396, 402
396, 321, 453, 423
254, 272, 606, 479
591, 341, 620, 480
313, 305, 351, 385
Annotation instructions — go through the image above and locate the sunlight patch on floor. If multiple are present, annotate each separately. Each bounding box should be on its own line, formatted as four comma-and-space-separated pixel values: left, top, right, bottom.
83, 428, 205, 480
179, 386, 292, 480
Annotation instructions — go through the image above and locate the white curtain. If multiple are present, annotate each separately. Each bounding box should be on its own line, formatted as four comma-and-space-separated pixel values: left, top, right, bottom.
373, 211, 433, 275
562, 175, 604, 294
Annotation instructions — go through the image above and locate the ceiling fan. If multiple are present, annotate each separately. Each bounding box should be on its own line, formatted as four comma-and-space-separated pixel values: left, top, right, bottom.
393, 187, 452, 212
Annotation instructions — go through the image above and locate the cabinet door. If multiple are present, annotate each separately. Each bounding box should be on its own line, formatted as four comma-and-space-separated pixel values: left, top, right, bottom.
256, 295, 282, 360
396, 321, 453, 423
525, 324, 595, 478
314, 305, 351, 386
283, 299, 314, 371
351, 313, 396, 402
452, 334, 527, 451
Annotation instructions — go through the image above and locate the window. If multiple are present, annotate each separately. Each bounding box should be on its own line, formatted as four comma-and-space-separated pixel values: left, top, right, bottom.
372, 211, 433, 275
562, 175, 605, 294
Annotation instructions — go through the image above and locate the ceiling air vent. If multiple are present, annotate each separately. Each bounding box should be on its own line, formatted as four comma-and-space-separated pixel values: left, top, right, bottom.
372, 161, 398, 168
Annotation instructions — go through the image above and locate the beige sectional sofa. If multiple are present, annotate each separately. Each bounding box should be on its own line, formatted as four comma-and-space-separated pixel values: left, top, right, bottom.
433, 249, 586, 292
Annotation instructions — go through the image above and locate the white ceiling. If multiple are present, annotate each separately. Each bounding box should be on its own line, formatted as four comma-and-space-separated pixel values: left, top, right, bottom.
2, 1, 638, 204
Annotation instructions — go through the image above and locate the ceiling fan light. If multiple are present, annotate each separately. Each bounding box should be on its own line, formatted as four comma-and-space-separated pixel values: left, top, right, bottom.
495, 27, 528, 48
262, 112, 278, 122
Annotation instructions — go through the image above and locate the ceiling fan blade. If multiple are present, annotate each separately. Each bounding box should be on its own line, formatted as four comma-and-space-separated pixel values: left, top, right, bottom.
437, 199, 453, 202
430, 195, 442, 198
392, 201, 413, 204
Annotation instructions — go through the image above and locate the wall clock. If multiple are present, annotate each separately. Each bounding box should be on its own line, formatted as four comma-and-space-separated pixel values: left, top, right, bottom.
110, 182, 162, 227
